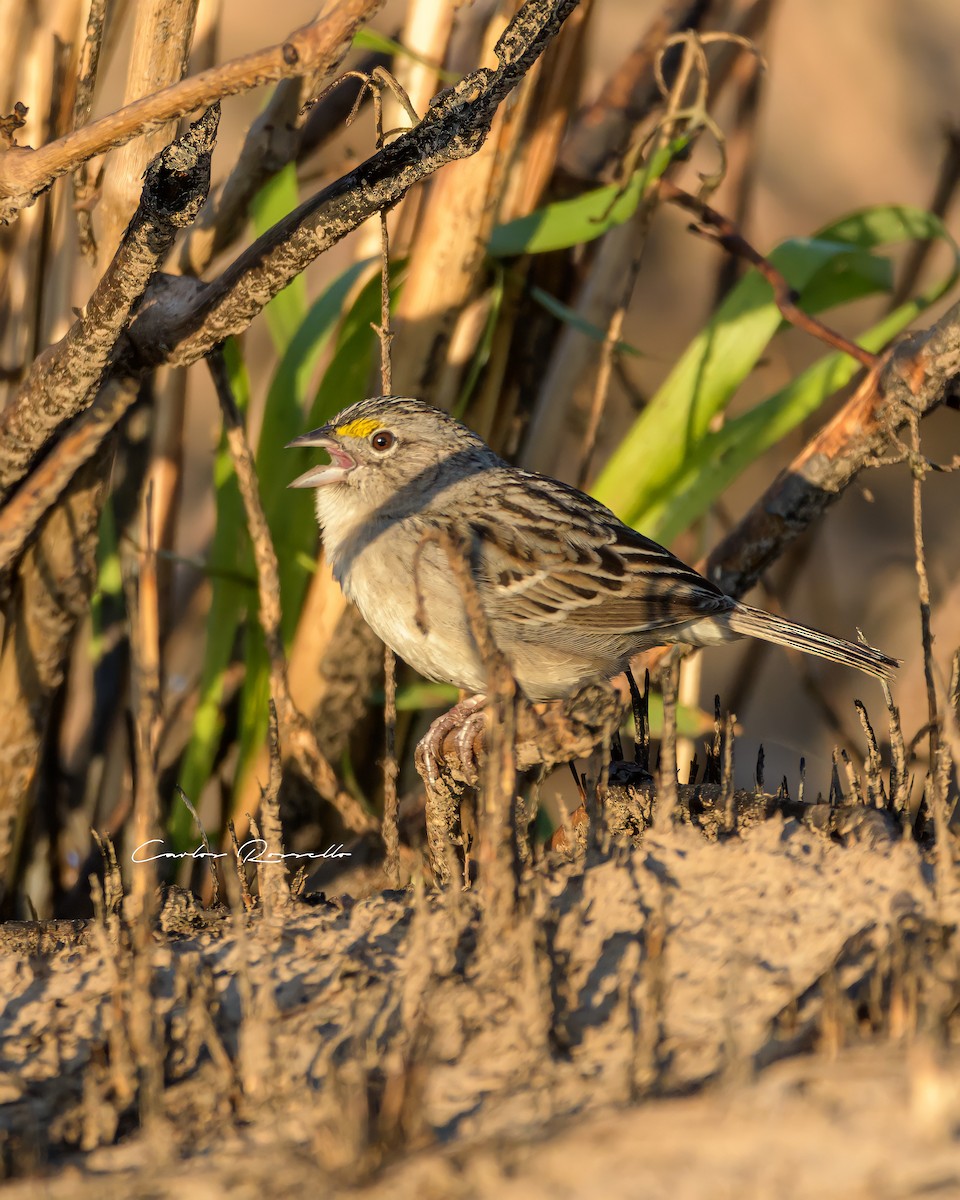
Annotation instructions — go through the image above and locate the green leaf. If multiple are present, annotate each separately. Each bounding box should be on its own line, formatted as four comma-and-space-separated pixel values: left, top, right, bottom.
650, 304, 959, 545
370, 680, 460, 712
593, 204, 959, 541
455, 266, 505, 417
529, 284, 643, 357
173, 338, 253, 849
488, 136, 691, 257
232, 267, 399, 801
89, 500, 122, 665
352, 27, 458, 82
250, 163, 307, 353
255, 256, 378, 633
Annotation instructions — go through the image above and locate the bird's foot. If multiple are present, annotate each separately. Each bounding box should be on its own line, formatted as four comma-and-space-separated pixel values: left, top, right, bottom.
416, 694, 487, 791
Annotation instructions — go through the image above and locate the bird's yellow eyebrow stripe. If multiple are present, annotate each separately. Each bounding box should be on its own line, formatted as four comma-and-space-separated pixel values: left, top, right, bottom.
335, 417, 381, 438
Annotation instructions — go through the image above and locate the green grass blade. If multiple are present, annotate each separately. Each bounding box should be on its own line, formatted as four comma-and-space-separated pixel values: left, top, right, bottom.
250, 162, 307, 352
352, 28, 458, 82
233, 268, 396, 800
529, 284, 644, 357
488, 136, 691, 257
591, 204, 960, 530
173, 339, 254, 848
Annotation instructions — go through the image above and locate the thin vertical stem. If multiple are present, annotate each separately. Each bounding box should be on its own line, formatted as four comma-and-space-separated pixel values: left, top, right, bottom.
910, 413, 939, 770
370, 79, 399, 884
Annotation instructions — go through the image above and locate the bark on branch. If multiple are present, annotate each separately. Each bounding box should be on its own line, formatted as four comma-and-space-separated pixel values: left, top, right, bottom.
0, 0, 383, 225
0, 105, 221, 505
705, 297, 960, 599
127, 0, 581, 369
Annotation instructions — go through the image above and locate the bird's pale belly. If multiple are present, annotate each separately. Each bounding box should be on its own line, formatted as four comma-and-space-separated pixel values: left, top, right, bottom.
333, 529, 628, 701
336, 540, 488, 693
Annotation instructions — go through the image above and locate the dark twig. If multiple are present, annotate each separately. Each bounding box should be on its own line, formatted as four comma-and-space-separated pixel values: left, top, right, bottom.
0, 0, 381, 224
363, 68, 408, 889
659, 180, 878, 369
128, 0, 581, 371
882, 679, 911, 822
908, 412, 940, 770
721, 713, 736, 833
207, 347, 376, 836
625, 666, 650, 770
174, 785, 222, 907
891, 125, 960, 310
654, 655, 681, 830
413, 528, 518, 910
228, 819, 255, 912
854, 701, 885, 810
0, 105, 221, 505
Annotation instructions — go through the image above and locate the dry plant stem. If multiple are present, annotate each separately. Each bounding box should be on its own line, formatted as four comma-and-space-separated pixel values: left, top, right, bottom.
711, 5, 768, 303
257, 702, 290, 914
0, 104, 220, 506
228, 818, 255, 912
659, 180, 878, 370
175, 784, 222, 906
576, 194, 655, 488
97, 0, 201, 263
854, 701, 885, 809
559, 0, 715, 182
414, 528, 519, 906
908, 412, 940, 769
207, 349, 375, 836
720, 713, 736, 832
0, 458, 108, 907
132, 0, 581, 369
840, 750, 863, 806
654, 655, 680, 831
0, 378, 137, 574
123, 480, 162, 908
891, 126, 960, 311
0, 0, 383, 224
882, 680, 910, 821
576, 26, 700, 489
705, 297, 960, 603
940, 659, 960, 790
382, 647, 401, 888
72, 0, 108, 260
371, 77, 400, 888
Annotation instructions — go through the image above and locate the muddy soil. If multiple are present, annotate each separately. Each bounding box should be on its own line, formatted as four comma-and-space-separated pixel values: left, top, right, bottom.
2, 807, 960, 1197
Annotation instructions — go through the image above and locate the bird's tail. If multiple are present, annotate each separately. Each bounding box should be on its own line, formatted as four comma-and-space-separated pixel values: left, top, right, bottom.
726, 603, 899, 680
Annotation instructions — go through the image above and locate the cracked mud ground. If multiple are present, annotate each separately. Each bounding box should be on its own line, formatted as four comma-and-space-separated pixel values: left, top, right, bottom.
3, 813, 960, 1197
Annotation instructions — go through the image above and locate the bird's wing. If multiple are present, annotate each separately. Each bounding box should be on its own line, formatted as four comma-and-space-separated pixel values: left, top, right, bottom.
465, 470, 732, 635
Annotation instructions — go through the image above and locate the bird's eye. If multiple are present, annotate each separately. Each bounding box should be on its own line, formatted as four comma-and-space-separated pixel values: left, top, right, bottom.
370, 429, 395, 452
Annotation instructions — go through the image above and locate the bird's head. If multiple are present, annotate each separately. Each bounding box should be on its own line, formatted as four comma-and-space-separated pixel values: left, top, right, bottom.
287, 396, 497, 527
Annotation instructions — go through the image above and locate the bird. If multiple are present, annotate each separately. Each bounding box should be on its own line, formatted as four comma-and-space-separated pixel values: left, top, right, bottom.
287, 396, 898, 709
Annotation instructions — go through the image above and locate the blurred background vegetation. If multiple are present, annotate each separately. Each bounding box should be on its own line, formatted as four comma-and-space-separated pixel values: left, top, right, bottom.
1, 0, 958, 917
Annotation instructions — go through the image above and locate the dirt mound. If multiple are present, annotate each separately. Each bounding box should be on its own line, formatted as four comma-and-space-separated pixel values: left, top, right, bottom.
3, 813, 958, 1196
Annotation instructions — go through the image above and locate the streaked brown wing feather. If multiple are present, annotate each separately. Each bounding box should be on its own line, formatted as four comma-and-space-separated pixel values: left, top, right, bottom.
468, 470, 731, 633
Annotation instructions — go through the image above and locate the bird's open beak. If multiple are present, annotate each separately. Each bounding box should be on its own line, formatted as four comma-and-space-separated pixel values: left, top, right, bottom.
286, 429, 356, 488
